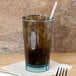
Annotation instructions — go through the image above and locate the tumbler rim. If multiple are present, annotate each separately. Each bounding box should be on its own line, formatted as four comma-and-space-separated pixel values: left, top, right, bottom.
22, 14, 54, 22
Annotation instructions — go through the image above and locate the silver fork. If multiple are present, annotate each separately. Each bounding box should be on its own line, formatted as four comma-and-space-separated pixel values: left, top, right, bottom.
56, 67, 68, 76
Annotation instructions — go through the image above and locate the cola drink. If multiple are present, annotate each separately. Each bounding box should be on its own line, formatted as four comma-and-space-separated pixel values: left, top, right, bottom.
22, 14, 52, 72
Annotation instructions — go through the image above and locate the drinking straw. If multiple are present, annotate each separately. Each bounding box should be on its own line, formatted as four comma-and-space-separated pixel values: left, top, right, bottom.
49, 1, 58, 19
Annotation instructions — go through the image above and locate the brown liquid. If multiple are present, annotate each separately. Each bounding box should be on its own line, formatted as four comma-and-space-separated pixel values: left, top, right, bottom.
26, 47, 50, 65
23, 15, 51, 66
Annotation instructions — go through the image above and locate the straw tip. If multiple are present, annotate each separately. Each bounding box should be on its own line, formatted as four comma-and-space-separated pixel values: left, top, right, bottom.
49, 1, 58, 19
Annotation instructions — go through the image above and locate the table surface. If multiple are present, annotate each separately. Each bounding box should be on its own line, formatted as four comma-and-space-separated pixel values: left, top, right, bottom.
0, 53, 76, 76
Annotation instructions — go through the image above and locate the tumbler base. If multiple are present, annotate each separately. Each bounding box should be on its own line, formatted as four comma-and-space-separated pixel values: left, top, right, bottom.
26, 64, 49, 73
